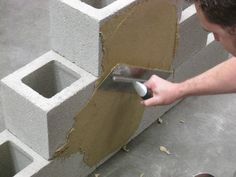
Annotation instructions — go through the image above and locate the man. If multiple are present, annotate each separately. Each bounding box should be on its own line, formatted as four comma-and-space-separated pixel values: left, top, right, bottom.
142, 0, 236, 106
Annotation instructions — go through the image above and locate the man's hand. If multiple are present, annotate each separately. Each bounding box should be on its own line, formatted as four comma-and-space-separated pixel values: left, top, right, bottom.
141, 75, 182, 106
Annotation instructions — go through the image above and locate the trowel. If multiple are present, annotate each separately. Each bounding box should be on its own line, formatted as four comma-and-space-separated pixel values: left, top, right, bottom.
98, 64, 172, 97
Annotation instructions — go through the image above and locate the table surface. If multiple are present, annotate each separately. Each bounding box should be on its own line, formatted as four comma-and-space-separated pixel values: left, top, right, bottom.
89, 94, 236, 177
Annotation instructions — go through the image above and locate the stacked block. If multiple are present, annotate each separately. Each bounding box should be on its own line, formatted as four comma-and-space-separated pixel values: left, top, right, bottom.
0, 130, 48, 177
1, 51, 97, 159
50, 0, 180, 76
0, 1, 228, 177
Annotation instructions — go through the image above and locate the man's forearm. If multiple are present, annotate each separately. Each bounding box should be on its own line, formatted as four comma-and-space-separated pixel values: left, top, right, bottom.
142, 56, 236, 106
178, 56, 236, 98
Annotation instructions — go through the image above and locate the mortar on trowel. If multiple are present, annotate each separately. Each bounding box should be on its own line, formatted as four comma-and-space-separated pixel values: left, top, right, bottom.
98, 64, 172, 99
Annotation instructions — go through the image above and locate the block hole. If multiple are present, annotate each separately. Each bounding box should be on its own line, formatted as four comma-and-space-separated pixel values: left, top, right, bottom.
0, 141, 33, 177
22, 60, 80, 98
194, 174, 214, 177
81, 0, 116, 9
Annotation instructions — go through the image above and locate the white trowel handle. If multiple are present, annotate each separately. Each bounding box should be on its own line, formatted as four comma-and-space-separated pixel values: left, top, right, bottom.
133, 81, 153, 100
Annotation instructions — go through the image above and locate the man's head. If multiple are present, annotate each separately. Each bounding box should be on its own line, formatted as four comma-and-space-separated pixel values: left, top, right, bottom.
188, 0, 236, 55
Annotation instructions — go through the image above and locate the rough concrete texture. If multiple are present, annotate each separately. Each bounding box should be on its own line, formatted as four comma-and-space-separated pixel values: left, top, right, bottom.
52, 0, 178, 167
50, 0, 100, 76
32, 153, 94, 177
50, 0, 181, 76
1, 51, 97, 159
173, 4, 208, 68
0, 0, 50, 132
0, 130, 49, 177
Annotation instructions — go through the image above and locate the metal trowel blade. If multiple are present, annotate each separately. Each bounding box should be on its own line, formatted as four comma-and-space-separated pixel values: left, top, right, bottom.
98, 64, 172, 93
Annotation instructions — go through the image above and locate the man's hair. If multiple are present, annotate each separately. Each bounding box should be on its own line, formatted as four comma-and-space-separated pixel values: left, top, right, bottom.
188, 0, 236, 34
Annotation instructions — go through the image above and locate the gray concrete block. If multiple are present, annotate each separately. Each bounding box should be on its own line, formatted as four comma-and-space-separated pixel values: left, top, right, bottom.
0, 130, 49, 177
50, 0, 100, 76
1, 51, 97, 159
50, 0, 142, 76
0, 130, 108, 177
32, 153, 94, 177
173, 4, 209, 68
50, 0, 182, 76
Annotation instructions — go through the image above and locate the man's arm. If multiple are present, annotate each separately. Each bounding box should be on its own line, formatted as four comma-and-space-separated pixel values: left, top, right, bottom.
142, 56, 236, 106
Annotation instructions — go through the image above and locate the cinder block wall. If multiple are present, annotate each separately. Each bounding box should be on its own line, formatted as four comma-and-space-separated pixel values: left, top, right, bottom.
0, 0, 229, 177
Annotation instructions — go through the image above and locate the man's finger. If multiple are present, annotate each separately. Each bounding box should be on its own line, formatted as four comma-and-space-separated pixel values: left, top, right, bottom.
143, 79, 153, 88
141, 96, 161, 106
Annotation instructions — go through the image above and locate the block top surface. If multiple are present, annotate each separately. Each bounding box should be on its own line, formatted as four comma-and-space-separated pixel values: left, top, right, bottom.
1, 51, 97, 111
61, 0, 141, 21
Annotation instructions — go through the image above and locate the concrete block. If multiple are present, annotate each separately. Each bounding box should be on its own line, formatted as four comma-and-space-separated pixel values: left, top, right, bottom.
50, 0, 101, 76
0, 131, 111, 177
31, 153, 94, 177
1, 51, 97, 159
30, 148, 116, 177
0, 130, 49, 177
173, 4, 209, 68
50, 0, 181, 76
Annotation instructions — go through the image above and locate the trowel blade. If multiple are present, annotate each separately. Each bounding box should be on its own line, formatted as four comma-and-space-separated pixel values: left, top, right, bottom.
98, 64, 172, 93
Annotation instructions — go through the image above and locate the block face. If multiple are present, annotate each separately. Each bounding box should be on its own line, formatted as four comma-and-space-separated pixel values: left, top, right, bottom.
47, 80, 96, 156
99, 0, 177, 78
50, 0, 100, 76
1, 84, 49, 158
32, 153, 94, 177
1, 51, 97, 159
